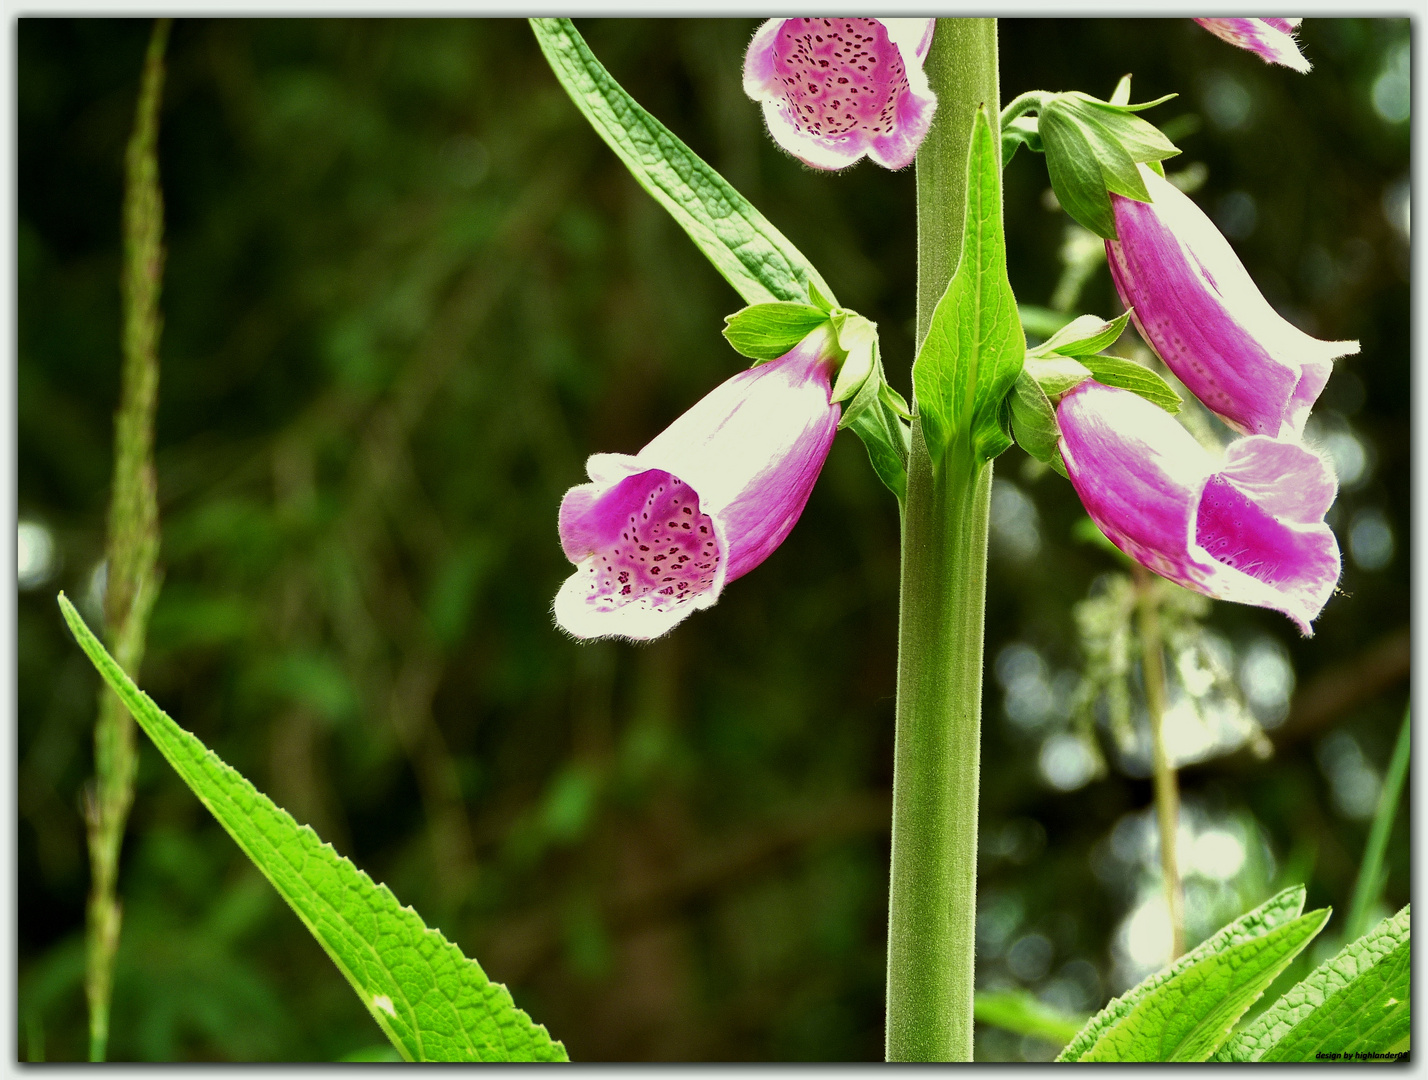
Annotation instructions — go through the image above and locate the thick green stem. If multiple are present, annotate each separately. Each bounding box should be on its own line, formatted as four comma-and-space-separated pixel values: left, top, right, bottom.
1133, 566, 1184, 961
886, 18, 998, 1063
86, 18, 169, 1063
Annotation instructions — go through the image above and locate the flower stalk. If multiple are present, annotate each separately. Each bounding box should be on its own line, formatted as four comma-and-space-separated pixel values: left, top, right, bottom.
886, 16, 998, 1063
1133, 564, 1185, 961
85, 18, 169, 1063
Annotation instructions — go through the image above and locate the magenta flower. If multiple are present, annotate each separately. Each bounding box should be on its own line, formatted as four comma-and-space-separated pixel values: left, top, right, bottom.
743, 18, 937, 171
1058, 381, 1339, 635
1106, 164, 1358, 439
554, 325, 841, 641
1194, 18, 1311, 73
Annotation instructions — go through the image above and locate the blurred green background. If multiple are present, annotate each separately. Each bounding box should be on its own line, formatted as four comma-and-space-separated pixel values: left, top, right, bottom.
17, 18, 1409, 1062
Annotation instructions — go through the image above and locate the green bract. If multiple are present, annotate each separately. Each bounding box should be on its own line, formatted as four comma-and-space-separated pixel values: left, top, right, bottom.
913, 104, 1025, 469
59, 594, 568, 1064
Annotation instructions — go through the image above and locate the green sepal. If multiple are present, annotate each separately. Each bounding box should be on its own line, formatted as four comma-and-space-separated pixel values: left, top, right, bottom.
1008, 369, 1068, 477
912, 103, 1025, 469
1001, 116, 1042, 167
836, 317, 910, 505
808, 278, 836, 313
1028, 310, 1132, 358
1215, 905, 1411, 1062
723, 302, 831, 361
1023, 355, 1093, 398
1079, 354, 1182, 413
1039, 106, 1117, 239
1037, 83, 1180, 239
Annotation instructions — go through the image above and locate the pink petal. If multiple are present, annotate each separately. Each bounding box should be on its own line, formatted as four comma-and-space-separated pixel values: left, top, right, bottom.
1058, 382, 1340, 635
1194, 17, 1312, 73
743, 17, 938, 172
1107, 165, 1357, 439
554, 326, 841, 641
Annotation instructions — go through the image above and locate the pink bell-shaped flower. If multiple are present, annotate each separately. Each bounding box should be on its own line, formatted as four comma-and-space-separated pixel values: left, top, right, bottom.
1106, 164, 1358, 439
1194, 18, 1312, 73
1058, 380, 1340, 635
743, 18, 937, 171
555, 324, 842, 641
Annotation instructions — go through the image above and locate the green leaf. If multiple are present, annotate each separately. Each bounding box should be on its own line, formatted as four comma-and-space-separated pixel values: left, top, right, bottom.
1008, 369, 1067, 477
722, 302, 830, 361
1060, 885, 1308, 1061
1001, 115, 1041, 167
57, 593, 568, 1064
1028, 310, 1132, 359
1079, 354, 1182, 413
841, 331, 910, 505
1216, 906, 1410, 1062
1039, 105, 1117, 239
912, 104, 1025, 467
974, 989, 1088, 1047
529, 18, 835, 308
1080, 908, 1330, 1062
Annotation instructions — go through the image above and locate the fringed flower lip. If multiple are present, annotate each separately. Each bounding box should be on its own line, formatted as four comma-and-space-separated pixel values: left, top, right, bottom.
1194, 18, 1312, 73
1106, 164, 1358, 440
554, 324, 842, 642
1057, 381, 1340, 636
743, 18, 937, 171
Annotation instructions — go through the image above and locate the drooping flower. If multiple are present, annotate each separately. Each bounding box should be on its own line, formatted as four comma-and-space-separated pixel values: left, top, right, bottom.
1058, 380, 1339, 635
1194, 18, 1312, 73
743, 18, 937, 171
554, 324, 842, 641
1106, 164, 1358, 439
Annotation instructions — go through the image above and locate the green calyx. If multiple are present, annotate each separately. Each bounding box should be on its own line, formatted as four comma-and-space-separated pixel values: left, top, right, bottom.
1000, 76, 1180, 238
722, 301, 912, 506
1006, 307, 1183, 475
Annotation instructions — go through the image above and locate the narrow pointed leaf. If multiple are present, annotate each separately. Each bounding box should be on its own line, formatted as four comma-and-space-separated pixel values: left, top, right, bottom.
912, 104, 1025, 466
1216, 905, 1410, 1062
530, 18, 835, 308
58, 594, 568, 1064
1081, 908, 1330, 1062
1060, 885, 1307, 1061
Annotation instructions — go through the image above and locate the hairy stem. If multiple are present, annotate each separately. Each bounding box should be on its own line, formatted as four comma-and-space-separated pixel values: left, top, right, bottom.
1133, 565, 1184, 961
86, 18, 169, 1062
886, 17, 999, 1063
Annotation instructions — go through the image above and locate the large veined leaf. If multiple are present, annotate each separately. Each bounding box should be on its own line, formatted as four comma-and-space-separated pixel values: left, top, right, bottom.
58, 594, 568, 1063
1079, 908, 1329, 1061
530, 18, 835, 308
1059, 885, 1308, 1061
1215, 905, 1410, 1062
912, 103, 1025, 467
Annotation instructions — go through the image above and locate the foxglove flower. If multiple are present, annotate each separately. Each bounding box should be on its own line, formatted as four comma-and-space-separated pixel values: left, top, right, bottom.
1058, 381, 1339, 635
555, 325, 841, 641
1194, 18, 1311, 73
1106, 164, 1358, 439
743, 18, 937, 171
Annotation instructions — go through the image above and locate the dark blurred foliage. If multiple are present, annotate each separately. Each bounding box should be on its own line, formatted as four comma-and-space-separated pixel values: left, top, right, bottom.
17, 18, 1408, 1062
